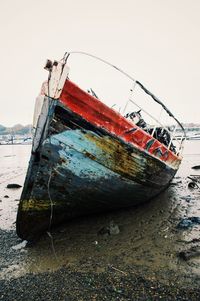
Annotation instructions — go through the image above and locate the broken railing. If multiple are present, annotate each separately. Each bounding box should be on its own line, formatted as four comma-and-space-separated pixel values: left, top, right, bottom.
122, 80, 186, 156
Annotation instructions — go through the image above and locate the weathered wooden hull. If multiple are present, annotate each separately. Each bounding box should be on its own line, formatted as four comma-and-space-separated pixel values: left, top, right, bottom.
16, 93, 179, 240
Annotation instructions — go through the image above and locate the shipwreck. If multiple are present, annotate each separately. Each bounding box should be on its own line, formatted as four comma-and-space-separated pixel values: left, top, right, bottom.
16, 52, 185, 240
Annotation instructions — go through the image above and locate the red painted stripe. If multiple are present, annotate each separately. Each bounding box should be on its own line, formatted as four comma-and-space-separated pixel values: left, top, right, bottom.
60, 80, 180, 167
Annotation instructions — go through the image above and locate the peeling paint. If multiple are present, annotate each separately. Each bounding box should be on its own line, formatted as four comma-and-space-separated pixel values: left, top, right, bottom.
17, 88, 181, 240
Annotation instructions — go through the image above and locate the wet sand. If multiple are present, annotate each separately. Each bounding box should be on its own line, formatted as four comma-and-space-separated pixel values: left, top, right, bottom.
0, 142, 200, 300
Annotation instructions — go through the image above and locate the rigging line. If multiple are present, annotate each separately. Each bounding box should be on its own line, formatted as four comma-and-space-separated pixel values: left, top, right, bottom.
64, 51, 136, 82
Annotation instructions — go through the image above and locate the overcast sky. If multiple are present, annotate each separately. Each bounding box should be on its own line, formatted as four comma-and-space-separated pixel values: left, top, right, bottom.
0, 0, 199, 126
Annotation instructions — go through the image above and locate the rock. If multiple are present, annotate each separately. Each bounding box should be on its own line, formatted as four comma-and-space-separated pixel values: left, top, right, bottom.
109, 221, 120, 235
6, 183, 22, 189
192, 165, 200, 170
12, 240, 28, 250
4, 195, 9, 198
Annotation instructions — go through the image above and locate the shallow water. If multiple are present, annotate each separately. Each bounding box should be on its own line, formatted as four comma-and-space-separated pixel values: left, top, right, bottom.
0, 141, 200, 285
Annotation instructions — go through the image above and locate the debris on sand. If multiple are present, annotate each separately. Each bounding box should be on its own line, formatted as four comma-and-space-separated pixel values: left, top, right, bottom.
188, 181, 199, 189
98, 221, 120, 236
185, 238, 200, 244
178, 246, 200, 261
170, 180, 182, 186
180, 195, 193, 202
177, 217, 200, 229
187, 176, 200, 183
187, 176, 200, 189
6, 184, 22, 189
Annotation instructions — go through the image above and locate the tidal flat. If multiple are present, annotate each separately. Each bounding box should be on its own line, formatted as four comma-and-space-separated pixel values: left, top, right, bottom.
0, 142, 200, 300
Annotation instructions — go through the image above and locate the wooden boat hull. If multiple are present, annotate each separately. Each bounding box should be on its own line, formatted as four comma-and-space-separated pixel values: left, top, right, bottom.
17, 97, 178, 240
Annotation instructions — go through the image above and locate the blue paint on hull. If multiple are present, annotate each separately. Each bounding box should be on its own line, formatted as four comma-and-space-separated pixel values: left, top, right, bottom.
31, 128, 167, 211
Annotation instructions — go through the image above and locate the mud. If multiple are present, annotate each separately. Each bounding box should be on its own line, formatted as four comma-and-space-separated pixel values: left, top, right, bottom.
0, 141, 200, 299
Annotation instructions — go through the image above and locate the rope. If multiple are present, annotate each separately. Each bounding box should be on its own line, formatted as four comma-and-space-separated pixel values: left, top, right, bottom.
46, 168, 59, 262
47, 169, 53, 231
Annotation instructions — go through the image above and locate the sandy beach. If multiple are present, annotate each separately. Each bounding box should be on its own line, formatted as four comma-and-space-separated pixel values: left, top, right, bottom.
0, 141, 200, 300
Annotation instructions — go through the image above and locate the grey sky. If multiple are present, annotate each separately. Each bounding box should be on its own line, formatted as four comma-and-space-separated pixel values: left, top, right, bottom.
0, 0, 199, 126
